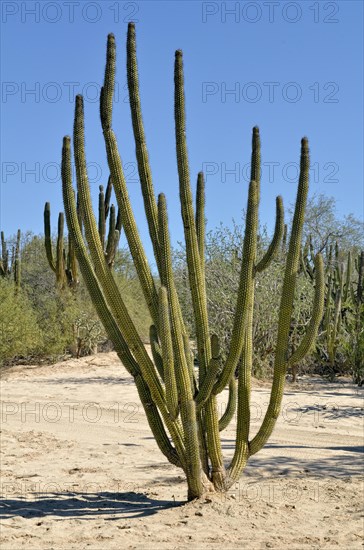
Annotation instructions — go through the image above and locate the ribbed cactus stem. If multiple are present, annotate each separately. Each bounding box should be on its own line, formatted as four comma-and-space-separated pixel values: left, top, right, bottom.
251, 126, 261, 195
214, 180, 259, 394
288, 254, 325, 365
282, 223, 288, 255
14, 229, 21, 290
100, 33, 115, 130
196, 171, 206, 271
149, 324, 165, 381
98, 185, 106, 248
127, 22, 161, 272
219, 375, 237, 431
44, 203, 56, 273
104, 176, 113, 218
159, 286, 179, 420
174, 49, 211, 379
195, 335, 222, 410
226, 180, 259, 482
56, 213, 66, 287
175, 51, 226, 488
343, 251, 351, 302
248, 137, 311, 459
255, 196, 284, 272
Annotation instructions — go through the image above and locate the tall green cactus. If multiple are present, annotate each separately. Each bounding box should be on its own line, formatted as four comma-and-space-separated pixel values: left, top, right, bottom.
56, 25, 324, 500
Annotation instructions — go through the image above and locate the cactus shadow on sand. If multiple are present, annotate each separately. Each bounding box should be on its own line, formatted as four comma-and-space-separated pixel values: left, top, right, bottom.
0, 491, 179, 520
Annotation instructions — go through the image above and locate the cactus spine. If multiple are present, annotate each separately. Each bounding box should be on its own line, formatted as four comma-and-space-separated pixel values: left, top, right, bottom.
57, 26, 324, 500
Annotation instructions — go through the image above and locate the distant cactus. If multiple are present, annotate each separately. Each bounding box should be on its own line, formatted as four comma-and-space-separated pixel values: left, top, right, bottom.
55, 25, 324, 500
44, 178, 121, 287
0, 229, 21, 290
350, 250, 364, 385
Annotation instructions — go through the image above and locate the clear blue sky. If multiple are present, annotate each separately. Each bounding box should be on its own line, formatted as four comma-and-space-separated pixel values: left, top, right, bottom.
1, 0, 363, 267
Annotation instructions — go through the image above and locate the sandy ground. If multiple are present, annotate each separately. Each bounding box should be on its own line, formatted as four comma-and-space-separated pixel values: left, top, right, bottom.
0, 350, 363, 549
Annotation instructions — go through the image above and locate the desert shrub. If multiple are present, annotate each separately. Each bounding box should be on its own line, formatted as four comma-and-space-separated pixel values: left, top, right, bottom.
0, 278, 42, 366
1, 233, 151, 363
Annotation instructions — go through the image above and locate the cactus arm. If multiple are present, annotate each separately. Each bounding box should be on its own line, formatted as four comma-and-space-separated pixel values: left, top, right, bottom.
329, 280, 343, 366
44, 203, 56, 273
323, 270, 333, 333
1, 232, 7, 271
195, 171, 206, 271
250, 126, 261, 195
174, 50, 211, 379
158, 192, 203, 497
149, 324, 165, 381
62, 136, 138, 377
105, 204, 116, 266
195, 335, 222, 411
248, 137, 310, 457
214, 127, 261, 395
214, 180, 259, 394
157, 193, 194, 401
358, 251, 364, 304
281, 223, 288, 256
159, 286, 179, 420
98, 185, 106, 249
100, 32, 115, 131
127, 22, 161, 272
343, 251, 351, 302
104, 176, 113, 218
175, 53, 226, 489
100, 34, 159, 325
67, 235, 78, 287
134, 373, 181, 467
74, 95, 164, 399
288, 254, 325, 366
62, 134, 186, 468
219, 375, 237, 431
255, 196, 284, 273
56, 213, 66, 287
227, 306, 254, 482
115, 208, 122, 234
14, 229, 21, 289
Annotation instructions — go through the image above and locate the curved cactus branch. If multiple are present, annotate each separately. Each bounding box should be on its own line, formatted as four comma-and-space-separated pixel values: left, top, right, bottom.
255, 196, 284, 273
288, 253, 325, 366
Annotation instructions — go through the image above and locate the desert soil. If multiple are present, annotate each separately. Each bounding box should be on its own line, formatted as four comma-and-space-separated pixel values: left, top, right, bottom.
0, 350, 363, 549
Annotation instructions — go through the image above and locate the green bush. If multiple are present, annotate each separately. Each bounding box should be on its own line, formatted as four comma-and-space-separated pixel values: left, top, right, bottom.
0, 279, 42, 365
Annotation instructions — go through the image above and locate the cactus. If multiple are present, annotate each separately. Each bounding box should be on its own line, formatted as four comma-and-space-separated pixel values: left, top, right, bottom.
56, 26, 324, 500
350, 251, 364, 384
312, 242, 355, 378
0, 229, 21, 289
44, 178, 121, 287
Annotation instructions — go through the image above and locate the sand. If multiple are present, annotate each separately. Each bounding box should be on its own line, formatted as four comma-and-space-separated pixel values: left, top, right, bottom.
1, 350, 363, 549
